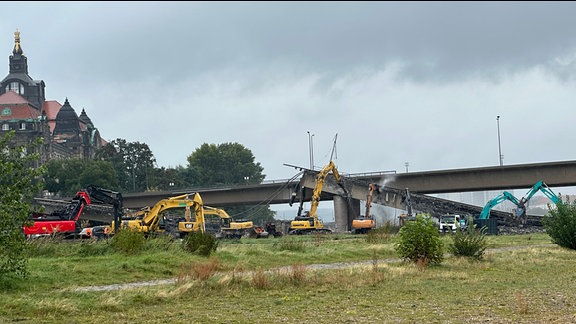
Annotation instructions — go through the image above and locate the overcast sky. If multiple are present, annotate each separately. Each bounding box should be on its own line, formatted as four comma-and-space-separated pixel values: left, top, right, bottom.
3, 2, 576, 187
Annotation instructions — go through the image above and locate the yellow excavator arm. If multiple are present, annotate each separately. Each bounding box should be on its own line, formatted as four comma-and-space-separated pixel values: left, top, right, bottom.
290, 160, 342, 234
118, 192, 204, 236
172, 193, 205, 235
308, 161, 341, 218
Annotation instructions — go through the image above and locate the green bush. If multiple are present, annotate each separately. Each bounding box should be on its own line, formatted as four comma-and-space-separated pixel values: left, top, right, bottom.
110, 229, 146, 255
182, 231, 219, 257
448, 221, 487, 260
395, 215, 444, 266
543, 198, 576, 250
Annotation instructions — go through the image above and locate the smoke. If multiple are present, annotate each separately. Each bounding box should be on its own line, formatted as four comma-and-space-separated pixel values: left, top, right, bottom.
371, 205, 402, 226
379, 173, 397, 188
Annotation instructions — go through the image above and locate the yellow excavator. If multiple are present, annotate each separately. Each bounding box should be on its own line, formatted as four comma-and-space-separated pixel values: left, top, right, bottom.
201, 206, 262, 239
115, 192, 205, 237
289, 160, 344, 235
351, 183, 379, 234
171, 193, 206, 237
80, 192, 204, 238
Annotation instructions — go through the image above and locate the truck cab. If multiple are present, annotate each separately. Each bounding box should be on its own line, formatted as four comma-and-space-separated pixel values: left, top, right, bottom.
439, 214, 462, 233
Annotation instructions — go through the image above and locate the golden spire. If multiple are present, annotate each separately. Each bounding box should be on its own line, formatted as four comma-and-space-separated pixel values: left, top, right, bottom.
13, 29, 22, 54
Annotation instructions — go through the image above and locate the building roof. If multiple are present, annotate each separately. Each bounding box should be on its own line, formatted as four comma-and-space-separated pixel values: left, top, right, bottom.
0, 91, 41, 120
42, 100, 62, 133
0, 90, 29, 104
53, 98, 80, 135
79, 108, 93, 127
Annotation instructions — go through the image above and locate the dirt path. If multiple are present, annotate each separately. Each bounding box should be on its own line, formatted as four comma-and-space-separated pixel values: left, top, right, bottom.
72, 243, 554, 293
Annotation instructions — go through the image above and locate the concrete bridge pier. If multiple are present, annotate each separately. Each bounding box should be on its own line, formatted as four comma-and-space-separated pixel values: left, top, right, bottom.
333, 196, 360, 233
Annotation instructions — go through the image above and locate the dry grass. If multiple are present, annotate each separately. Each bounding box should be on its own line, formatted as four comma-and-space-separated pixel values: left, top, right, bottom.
176, 258, 220, 283
515, 290, 529, 315
251, 268, 269, 289
288, 263, 307, 284
3, 233, 575, 323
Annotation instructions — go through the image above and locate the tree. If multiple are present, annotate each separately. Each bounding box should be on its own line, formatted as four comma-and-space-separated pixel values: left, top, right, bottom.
149, 166, 190, 191
187, 143, 265, 186
543, 198, 576, 250
44, 158, 118, 196
0, 131, 45, 279
187, 143, 274, 223
96, 139, 156, 192
395, 215, 444, 267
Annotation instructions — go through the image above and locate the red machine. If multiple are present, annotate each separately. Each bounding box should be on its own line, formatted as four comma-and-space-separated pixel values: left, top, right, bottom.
24, 191, 91, 238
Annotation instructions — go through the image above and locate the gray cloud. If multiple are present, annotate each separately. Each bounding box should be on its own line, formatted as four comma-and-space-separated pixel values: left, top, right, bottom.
2, 2, 576, 187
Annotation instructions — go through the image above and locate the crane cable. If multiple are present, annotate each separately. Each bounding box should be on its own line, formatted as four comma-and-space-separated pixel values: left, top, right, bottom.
230, 171, 304, 218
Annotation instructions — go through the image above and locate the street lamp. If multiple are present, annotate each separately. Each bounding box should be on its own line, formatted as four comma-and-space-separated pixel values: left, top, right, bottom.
307, 131, 315, 170
497, 116, 503, 166
405, 162, 409, 173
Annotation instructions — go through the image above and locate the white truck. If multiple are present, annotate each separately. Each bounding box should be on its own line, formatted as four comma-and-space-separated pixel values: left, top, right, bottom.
439, 214, 463, 233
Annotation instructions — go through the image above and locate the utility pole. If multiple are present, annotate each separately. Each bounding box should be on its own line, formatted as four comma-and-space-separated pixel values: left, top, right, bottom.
497, 116, 503, 166
307, 131, 314, 170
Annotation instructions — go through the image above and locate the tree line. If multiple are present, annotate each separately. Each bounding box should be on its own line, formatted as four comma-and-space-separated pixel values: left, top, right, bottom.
45, 139, 266, 195
45, 138, 275, 224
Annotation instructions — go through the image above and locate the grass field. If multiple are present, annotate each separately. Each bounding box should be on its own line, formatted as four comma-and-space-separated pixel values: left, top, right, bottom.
1, 232, 575, 323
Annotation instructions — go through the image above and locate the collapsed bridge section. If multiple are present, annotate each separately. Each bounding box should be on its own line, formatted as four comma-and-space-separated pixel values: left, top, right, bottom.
298, 170, 543, 231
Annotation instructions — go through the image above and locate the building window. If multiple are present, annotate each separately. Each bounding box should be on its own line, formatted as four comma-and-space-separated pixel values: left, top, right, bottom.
1, 124, 8, 131
1, 107, 10, 116
19, 122, 26, 130
5, 81, 24, 95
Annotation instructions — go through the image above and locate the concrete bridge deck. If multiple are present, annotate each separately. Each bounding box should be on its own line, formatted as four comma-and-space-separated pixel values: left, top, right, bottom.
37, 160, 576, 229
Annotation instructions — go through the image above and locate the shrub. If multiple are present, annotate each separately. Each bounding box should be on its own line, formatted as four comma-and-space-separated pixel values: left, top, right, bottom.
395, 215, 444, 266
0, 132, 45, 279
182, 231, 219, 257
543, 198, 576, 250
448, 220, 487, 260
110, 229, 146, 255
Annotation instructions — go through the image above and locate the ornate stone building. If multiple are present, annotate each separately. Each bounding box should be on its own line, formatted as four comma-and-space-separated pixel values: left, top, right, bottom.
0, 30, 105, 165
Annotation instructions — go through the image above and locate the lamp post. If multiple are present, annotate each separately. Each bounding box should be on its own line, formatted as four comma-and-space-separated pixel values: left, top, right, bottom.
497, 116, 503, 166
307, 131, 315, 170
